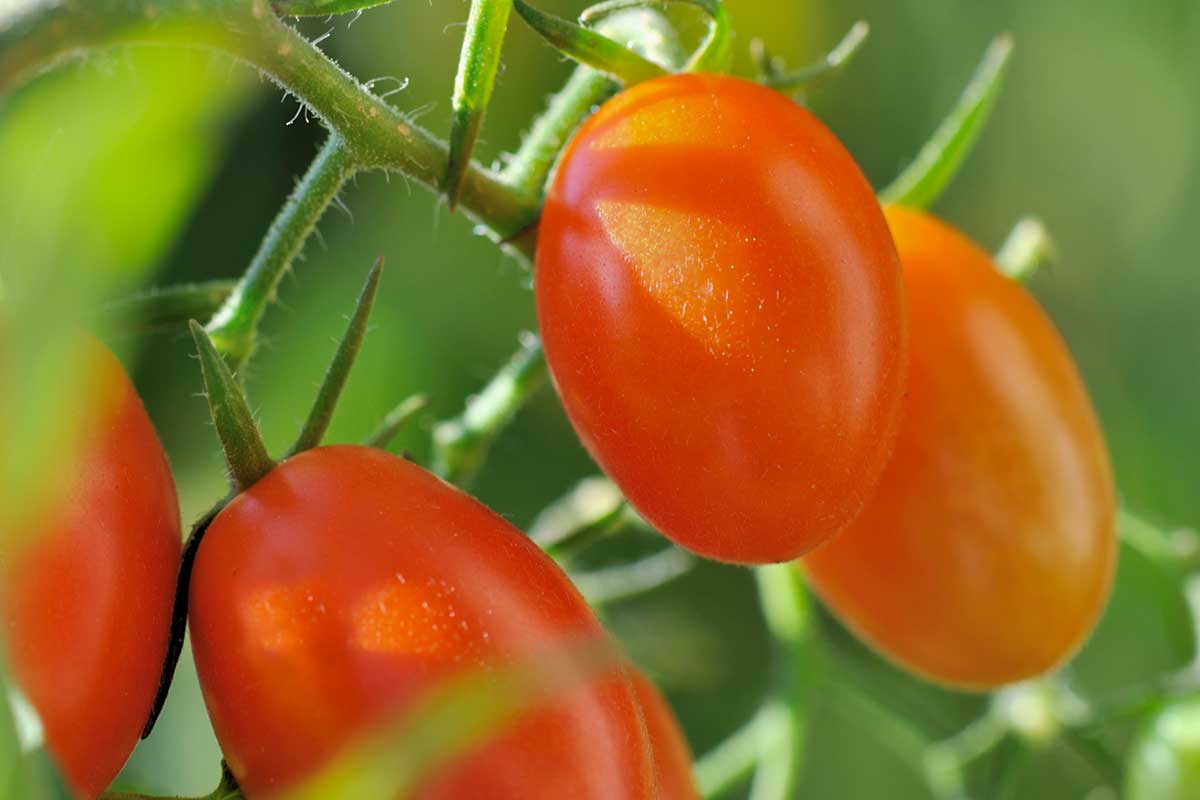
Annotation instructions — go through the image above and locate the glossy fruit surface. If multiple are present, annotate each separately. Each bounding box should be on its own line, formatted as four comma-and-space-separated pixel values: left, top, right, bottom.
189, 445, 655, 798
1125, 696, 1200, 800
803, 207, 1116, 688
632, 672, 697, 800
0, 339, 181, 798
535, 72, 906, 564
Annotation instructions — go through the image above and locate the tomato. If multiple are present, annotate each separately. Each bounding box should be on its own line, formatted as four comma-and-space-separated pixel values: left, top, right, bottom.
803, 207, 1116, 688
188, 445, 657, 798
0, 339, 181, 798
631, 672, 697, 800
535, 73, 907, 564
1126, 695, 1200, 800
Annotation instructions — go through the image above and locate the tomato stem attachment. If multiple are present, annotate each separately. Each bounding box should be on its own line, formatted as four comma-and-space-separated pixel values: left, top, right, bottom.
446, 0, 515, 211
189, 321, 276, 492
878, 34, 1014, 209
580, 0, 733, 73
431, 333, 548, 487
995, 216, 1054, 281
363, 394, 430, 450
512, 0, 670, 86
500, 7, 685, 198
286, 257, 384, 457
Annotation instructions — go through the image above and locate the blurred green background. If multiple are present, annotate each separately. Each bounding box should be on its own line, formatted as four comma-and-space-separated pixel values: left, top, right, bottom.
1, 0, 1198, 797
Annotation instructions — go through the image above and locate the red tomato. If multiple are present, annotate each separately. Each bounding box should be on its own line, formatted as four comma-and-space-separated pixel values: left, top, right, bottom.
803, 207, 1116, 688
632, 673, 697, 800
1, 339, 181, 798
535, 73, 907, 564
188, 445, 657, 798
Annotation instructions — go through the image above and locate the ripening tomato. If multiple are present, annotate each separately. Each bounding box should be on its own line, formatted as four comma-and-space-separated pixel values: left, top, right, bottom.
803, 207, 1116, 689
631, 673, 697, 800
1125, 695, 1200, 800
0, 339, 181, 798
535, 73, 907, 564
188, 445, 657, 798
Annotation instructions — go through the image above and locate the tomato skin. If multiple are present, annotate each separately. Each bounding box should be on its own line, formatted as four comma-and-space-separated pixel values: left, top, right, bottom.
631, 673, 697, 800
188, 445, 656, 798
803, 207, 1116, 689
1, 340, 181, 799
535, 73, 907, 564
1125, 696, 1200, 800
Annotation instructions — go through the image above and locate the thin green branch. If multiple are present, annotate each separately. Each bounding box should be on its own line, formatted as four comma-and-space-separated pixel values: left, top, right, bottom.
878, 34, 1014, 208
446, 0, 514, 210
286, 257, 383, 457
694, 706, 780, 799
512, 0, 669, 86
205, 136, 356, 367
96, 280, 235, 333
759, 20, 870, 94
363, 393, 429, 450
572, 547, 695, 605
189, 320, 275, 492
995, 216, 1054, 281
431, 334, 548, 487
0, 0, 541, 251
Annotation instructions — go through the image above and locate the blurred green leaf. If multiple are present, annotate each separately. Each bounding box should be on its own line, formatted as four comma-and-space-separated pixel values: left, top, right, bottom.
1125, 694, 1200, 800
1070, 517, 1197, 699
273, 637, 620, 800
0, 674, 26, 800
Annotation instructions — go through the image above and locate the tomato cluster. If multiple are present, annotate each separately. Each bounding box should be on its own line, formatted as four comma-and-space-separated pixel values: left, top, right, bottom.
2, 68, 1116, 800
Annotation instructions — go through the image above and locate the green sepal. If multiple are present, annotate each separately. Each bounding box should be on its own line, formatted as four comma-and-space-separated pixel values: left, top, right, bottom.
879, 35, 1014, 209
287, 257, 384, 457
189, 320, 276, 492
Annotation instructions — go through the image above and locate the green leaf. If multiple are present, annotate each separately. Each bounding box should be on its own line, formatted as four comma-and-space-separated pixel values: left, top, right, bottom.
1125, 695, 1200, 800
878, 35, 1014, 208
274, 638, 621, 800
287, 257, 383, 457
1069, 513, 1198, 699
512, 0, 669, 86
189, 321, 276, 492
446, 0, 514, 211
273, 0, 397, 15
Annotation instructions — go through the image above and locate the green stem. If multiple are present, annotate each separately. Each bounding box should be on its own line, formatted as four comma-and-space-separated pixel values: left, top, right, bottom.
205, 135, 355, 366
0, 0, 540, 247
500, 8, 684, 197
446, 0, 514, 210
286, 257, 383, 456
995, 216, 1053, 281
431, 334, 548, 487
694, 706, 779, 799
363, 394, 430, 450
750, 565, 819, 800
189, 320, 275, 491
571, 546, 694, 605
761, 20, 870, 94
96, 280, 236, 333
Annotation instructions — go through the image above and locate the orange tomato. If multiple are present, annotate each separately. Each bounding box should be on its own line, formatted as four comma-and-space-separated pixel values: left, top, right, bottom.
188, 445, 657, 798
803, 207, 1116, 688
1, 340, 181, 798
535, 73, 907, 564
